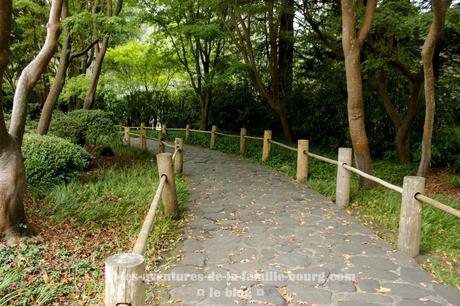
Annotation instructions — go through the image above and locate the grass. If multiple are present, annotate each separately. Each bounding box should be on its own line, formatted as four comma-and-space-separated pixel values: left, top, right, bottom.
162, 128, 460, 288
0, 144, 188, 305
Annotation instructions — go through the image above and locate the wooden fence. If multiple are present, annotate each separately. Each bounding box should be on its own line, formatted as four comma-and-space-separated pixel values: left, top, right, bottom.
105, 128, 183, 306
108, 123, 460, 305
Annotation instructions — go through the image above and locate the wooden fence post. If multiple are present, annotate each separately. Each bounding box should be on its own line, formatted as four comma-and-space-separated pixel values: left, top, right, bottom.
158, 124, 166, 153
336, 148, 352, 208
124, 127, 131, 146
140, 123, 146, 151
156, 153, 178, 218
398, 176, 425, 257
240, 128, 247, 155
296, 140, 309, 182
210, 125, 217, 149
105, 253, 145, 306
162, 124, 167, 139
174, 138, 184, 174
185, 124, 190, 141
262, 130, 272, 162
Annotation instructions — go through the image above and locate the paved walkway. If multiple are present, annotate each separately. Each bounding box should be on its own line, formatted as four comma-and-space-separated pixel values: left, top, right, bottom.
139, 139, 460, 306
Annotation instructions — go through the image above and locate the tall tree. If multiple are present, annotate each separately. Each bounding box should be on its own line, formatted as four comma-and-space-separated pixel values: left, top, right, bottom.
37, 0, 70, 134
146, 0, 227, 130
0, 0, 63, 241
417, 0, 452, 176
83, 0, 123, 110
227, 0, 293, 141
341, 0, 376, 188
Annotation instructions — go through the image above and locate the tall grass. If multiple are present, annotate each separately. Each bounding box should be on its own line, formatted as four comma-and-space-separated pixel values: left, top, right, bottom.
0, 144, 188, 304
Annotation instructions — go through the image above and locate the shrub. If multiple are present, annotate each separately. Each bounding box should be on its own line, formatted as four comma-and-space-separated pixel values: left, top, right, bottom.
49, 110, 117, 146
22, 134, 92, 189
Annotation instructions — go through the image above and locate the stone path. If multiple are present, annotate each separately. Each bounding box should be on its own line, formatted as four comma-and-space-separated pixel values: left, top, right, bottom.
140, 139, 460, 306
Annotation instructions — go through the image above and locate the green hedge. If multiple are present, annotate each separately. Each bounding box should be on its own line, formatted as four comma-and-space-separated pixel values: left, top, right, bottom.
49, 110, 117, 146
22, 134, 92, 189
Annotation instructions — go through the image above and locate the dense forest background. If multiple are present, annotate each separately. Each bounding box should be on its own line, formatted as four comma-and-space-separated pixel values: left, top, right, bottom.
2, 0, 459, 172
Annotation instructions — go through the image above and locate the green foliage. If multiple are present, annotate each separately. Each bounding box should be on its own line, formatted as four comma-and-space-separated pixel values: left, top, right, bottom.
22, 133, 92, 190
58, 75, 90, 105
448, 176, 460, 188
49, 110, 117, 146
0, 145, 188, 304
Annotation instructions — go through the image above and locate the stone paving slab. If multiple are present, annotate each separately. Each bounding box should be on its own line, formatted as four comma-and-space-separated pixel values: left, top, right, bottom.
137, 138, 460, 306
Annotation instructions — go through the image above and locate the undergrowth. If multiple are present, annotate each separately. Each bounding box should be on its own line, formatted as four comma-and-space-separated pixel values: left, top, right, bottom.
0, 144, 188, 305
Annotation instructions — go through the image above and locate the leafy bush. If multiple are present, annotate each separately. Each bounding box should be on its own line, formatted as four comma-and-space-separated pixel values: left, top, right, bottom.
431, 126, 460, 172
49, 109, 117, 146
22, 134, 92, 189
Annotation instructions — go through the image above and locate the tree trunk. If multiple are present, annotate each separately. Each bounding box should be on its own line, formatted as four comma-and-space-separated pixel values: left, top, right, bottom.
278, 0, 294, 97
272, 101, 292, 142
344, 45, 374, 188
0, 138, 27, 240
83, 36, 109, 109
37, 0, 70, 135
0, 0, 26, 241
417, 0, 451, 177
0, 0, 63, 240
341, 0, 376, 189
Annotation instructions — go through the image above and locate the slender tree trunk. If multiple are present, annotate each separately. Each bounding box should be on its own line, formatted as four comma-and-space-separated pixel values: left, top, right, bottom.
37, 0, 70, 135
345, 47, 374, 187
341, 0, 376, 188
273, 101, 292, 142
199, 91, 210, 130
0, 0, 63, 241
279, 0, 294, 97
417, 0, 451, 177
83, 36, 109, 109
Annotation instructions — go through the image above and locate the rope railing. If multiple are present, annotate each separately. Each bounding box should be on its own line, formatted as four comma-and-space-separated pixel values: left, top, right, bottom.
189, 128, 211, 134
268, 139, 298, 152
415, 193, 460, 218
307, 151, 339, 165
244, 135, 264, 141
162, 140, 175, 149
342, 163, 403, 193
215, 131, 240, 138
132, 175, 167, 255
106, 130, 184, 305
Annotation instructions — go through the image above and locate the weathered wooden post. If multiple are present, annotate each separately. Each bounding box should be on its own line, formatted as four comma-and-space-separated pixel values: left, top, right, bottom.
140, 123, 146, 151
336, 148, 352, 208
158, 124, 166, 153
398, 176, 425, 257
156, 153, 179, 218
240, 128, 247, 155
162, 124, 168, 139
124, 127, 131, 146
105, 253, 145, 306
296, 140, 309, 182
262, 130, 272, 162
210, 125, 217, 149
174, 138, 184, 174
185, 124, 190, 141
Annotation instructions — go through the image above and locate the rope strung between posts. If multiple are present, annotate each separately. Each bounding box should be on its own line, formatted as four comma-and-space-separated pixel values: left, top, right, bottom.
215, 131, 240, 138
161, 141, 175, 149
132, 175, 167, 255
268, 139, 298, 152
307, 151, 339, 165
341, 163, 403, 193
244, 135, 264, 141
415, 193, 460, 218
189, 129, 212, 134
